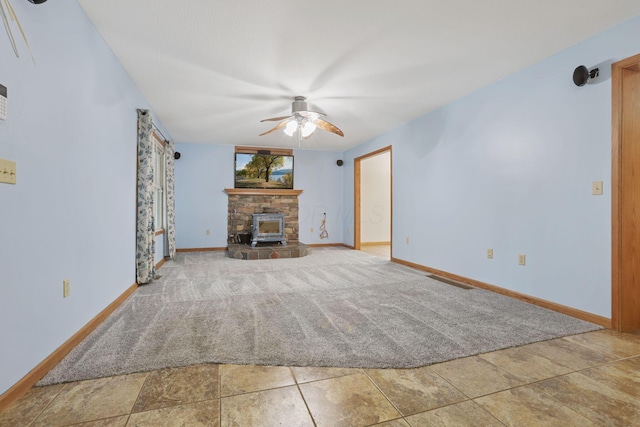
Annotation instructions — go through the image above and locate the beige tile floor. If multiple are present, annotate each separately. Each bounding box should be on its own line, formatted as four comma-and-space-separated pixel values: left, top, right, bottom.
2, 329, 640, 426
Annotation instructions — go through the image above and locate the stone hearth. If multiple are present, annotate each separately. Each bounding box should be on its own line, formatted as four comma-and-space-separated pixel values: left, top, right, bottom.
227, 242, 310, 260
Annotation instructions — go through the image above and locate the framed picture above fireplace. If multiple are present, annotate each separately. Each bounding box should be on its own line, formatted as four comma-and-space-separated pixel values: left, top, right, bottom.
235, 152, 294, 189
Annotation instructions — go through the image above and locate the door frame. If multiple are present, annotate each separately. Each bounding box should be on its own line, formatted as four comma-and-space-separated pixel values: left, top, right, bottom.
354, 146, 392, 252
612, 52, 640, 332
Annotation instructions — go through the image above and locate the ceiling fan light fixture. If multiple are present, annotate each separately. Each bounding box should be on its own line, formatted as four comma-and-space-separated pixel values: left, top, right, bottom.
301, 121, 316, 138
284, 120, 297, 136
259, 96, 343, 141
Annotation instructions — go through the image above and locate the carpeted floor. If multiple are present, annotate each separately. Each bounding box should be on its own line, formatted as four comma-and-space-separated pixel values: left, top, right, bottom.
39, 248, 601, 385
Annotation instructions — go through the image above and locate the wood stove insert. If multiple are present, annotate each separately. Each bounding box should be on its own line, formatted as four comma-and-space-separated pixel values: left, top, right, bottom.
251, 213, 286, 247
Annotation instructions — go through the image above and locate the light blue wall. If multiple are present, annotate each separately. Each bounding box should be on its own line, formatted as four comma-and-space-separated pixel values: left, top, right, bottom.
343, 16, 640, 318
174, 143, 234, 249
0, 1, 169, 394
295, 149, 344, 245
174, 144, 344, 247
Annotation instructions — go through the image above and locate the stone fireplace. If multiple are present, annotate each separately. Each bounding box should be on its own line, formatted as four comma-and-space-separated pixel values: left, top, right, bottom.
224, 188, 309, 259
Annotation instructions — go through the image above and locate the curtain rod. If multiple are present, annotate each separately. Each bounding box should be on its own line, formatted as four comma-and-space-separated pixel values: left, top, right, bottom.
152, 122, 169, 142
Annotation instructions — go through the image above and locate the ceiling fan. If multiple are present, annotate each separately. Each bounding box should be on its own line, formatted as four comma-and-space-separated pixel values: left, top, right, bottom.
259, 96, 344, 143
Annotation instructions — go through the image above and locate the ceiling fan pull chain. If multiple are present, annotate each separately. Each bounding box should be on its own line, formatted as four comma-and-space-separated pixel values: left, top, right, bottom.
0, 0, 19, 57
6, 0, 36, 64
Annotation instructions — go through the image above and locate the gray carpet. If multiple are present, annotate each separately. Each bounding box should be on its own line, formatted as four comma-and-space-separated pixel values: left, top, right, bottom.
39, 248, 601, 385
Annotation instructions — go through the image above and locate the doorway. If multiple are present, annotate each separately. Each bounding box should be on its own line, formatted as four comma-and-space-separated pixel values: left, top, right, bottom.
354, 146, 392, 259
612, 53, 640, 332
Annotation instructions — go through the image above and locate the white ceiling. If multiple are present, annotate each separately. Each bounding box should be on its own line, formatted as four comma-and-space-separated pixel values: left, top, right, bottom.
78, 0, 640, 151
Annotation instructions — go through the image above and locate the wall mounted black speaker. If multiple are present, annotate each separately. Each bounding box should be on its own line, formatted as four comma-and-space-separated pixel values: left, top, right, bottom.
336, 160, 343, 166
174, 152, 181, 160
573, 65, 599, 87
573, 66, 589, 86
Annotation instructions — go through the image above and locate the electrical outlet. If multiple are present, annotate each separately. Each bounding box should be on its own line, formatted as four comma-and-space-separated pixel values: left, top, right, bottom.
406, 237, 410, 245
63, 279, 70, 298
592, 181, 603, 195
206, 229, 210, 235
487, 248, 493, 259
310, 227, 314, 233
518, 254, 526, 266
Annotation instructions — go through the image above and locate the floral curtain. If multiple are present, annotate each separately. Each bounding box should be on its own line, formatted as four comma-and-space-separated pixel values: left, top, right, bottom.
136, 109, 155, 284
165, 139, 176, 258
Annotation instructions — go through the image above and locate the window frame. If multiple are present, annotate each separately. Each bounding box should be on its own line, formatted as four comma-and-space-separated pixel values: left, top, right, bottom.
152, 132, 167, 233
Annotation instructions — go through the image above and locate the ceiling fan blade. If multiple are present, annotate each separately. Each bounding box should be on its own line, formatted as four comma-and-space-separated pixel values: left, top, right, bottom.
259, 119, 292, 136
315, 118, 344, 137
260, 115, 292, 122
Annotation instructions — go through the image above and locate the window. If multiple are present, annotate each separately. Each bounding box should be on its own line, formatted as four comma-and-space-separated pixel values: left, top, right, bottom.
153, 133, 166, 232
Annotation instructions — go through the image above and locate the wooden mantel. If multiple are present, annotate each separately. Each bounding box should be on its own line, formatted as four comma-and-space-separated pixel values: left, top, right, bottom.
224, 188, 303, 196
